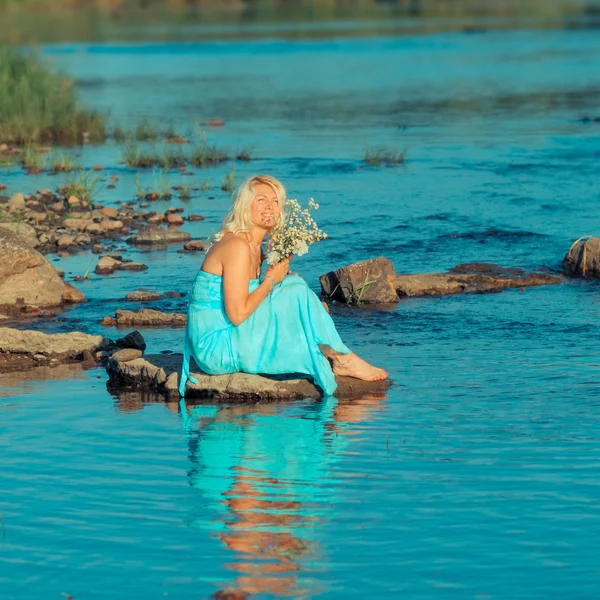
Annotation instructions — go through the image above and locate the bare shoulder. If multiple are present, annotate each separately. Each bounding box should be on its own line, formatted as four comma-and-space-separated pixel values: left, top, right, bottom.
219, 235, 251, 262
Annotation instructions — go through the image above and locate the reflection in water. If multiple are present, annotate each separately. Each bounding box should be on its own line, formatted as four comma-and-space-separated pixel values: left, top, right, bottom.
179, 393, 387, 597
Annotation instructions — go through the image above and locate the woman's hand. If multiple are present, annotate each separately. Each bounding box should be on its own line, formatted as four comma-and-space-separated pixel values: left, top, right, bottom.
265, 256, 292, 285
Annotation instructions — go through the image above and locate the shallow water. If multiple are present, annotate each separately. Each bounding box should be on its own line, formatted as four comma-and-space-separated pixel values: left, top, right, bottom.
2, 26, 600, 598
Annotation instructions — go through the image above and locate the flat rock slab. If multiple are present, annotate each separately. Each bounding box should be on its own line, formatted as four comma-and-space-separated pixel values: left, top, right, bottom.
113, 309, 186, 327
395, 263, 562, 297
106, 353, 391, 401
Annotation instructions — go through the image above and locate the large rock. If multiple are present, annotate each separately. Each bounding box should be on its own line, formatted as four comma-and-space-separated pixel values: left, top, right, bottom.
113, 309, 187, 327
0, 327, 111, 372
0, 228, 85, 309
0, 222, 39, 247
106, 353, 391, 400
320, 257, 399, 304
563, 236, 600, 277
395, 263, 563, 297
129, 225, 191, 245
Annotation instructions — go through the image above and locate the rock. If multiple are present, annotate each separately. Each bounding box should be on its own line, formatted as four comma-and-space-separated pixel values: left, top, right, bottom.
129, 225, 191, 245
62, 218, 90, 231
183, 240, 208, 251
62, 282, 87, 304
320, 257, 399, 304
395, 263, 563, 297
67, 195, 81, 206
166, 213, 184, 225
55, 268, 65, 278
118, 262, 148, 272
92, 164, 104, 171
95, 256, 121, 275
0, 228, 77, 309
111, 348, 143, 363
0, 222, 39, 248
101, 207, 118, 218
164, 291, 183, 298
100, 219, 123, 231
8, 193, 25, 212
0, 327, 110, 371
564, 236, 600, 277
113, 309, 186, 327
105, 353, 391, 400
116, 330, 147, 351
101, 315, 117, 327
49, 200, 64, 212
188, 214, 205, 221
126, 290, 161, 302
92, 244, 105, 254
57, 233, 75, 248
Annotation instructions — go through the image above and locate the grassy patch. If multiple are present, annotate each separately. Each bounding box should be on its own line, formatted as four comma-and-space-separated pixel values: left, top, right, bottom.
57, 169, 100, 203
364, 148, 406, 167
221, 164, 236, 192
22, 143, 44, 172
0, 46, 106, 144
48, 150, 75, 173
190, 143, 229, 167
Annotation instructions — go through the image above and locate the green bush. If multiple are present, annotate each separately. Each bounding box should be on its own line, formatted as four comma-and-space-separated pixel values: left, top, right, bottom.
0, 46, 106, 144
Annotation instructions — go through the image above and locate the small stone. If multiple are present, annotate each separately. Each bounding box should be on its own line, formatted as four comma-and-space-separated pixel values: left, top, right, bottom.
92, 244, 105, 254
166, 213, 184, 225
163, 291, 183, 298
101, 316, 117, 327
183, 240, 208, 252
95, 256, 121, 275
67, 195, 81, 206
188, 214, 205, 221
116, 330, 147, 351
101, 207, 118, 218
49, 200, 64, 212
92, 164, 104, 171
118, 262, 148, 272
111, 348, 143, 362
57, 233, 75, 248
100, 219, 123, 231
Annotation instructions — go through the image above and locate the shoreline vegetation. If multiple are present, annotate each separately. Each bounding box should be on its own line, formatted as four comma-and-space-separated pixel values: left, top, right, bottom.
1, 1, 600, 43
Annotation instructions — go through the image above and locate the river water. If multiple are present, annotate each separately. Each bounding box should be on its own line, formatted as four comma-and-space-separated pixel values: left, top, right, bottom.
2, 24, 600, 599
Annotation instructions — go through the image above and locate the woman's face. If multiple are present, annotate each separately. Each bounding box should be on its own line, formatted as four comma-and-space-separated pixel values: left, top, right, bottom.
250, 183, 281, 229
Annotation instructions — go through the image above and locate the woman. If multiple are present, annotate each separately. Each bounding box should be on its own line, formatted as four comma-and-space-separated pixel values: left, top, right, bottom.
179, 175, 388, 397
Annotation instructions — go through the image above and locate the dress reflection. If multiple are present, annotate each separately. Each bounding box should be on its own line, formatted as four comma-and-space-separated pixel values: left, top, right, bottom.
179, 393, 387, 598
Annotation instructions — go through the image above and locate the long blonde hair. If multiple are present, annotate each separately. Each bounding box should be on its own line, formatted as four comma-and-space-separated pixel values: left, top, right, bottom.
217, 175, 286, 240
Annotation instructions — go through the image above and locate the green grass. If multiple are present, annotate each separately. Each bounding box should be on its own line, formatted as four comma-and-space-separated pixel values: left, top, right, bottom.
235, 148, 253, 161
200, 179, 211, 191
190, 143, 228, 167
0, 46, 106, 145
364, 148, 406, 167
57, 169, 100, 203
221, 164, 236, 192
22, 143, 44, 172
48, 150, 75, 173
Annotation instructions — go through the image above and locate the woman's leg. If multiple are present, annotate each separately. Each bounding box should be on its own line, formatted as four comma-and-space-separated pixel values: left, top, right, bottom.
318, 344, 388, 382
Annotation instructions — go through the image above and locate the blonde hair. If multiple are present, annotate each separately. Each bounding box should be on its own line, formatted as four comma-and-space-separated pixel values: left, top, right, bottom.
218, 175, 286, 240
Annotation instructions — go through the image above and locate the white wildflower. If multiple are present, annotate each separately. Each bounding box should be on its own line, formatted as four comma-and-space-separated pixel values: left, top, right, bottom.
266, 250, 281, 266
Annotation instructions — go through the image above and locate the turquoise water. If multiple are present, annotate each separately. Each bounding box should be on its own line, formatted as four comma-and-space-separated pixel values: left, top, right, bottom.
2, 26, 600, 598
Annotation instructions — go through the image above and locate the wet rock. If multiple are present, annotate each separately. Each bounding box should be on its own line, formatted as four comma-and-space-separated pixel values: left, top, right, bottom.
100, 218, 123, 231
183, 240, 208, 251
394, 263, 563, 297
116, 330, 146, 352
126, 290, 161, 302
320, 257, 399, 304
164, 291, 183, 298
111, 348, 143, 363
105, 353, 391, 400
95, 256, 121, 275
113, 308, 186, 327
0, 228, 83, 309
101, 315, 117, 327
92, 244, 105, 254
188, 214, 205, 222
563, 236, 600, 277
0, 222, 39, 248
129, 225, 191, 245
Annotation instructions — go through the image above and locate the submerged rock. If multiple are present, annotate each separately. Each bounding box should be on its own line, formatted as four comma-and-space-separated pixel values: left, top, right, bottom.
563, 236, 600, 277
395, 263, 562, 297
129, 225, 191, 245
320, 257, 399, 304
106, 353, 391, 400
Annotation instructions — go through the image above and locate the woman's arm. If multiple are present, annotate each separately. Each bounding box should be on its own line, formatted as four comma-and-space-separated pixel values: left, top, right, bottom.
222, 238, 288, 326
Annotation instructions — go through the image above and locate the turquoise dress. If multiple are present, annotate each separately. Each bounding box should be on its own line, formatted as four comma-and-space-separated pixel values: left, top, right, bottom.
179, 271, 350, 396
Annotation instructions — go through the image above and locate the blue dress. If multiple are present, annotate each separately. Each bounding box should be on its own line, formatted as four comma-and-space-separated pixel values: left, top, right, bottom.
179, 271, 350, 396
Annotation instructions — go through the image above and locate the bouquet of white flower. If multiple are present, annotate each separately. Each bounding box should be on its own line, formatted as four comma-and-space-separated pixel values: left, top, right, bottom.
265, 198, 327, 266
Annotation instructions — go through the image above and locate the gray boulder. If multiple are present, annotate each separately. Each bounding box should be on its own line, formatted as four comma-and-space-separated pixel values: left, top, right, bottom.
564, 236, 600, 277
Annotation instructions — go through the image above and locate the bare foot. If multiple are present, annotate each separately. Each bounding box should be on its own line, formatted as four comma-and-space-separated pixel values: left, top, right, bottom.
332, 352, 389, 382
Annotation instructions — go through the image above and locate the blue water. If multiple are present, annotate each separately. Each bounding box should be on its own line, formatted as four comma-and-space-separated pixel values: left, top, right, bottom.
2, 25, 600, 598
